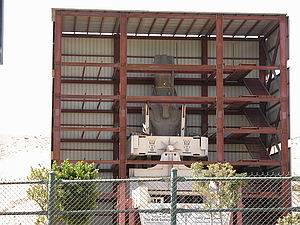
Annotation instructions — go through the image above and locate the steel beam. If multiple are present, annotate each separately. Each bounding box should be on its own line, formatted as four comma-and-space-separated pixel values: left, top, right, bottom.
224, 127, 278, 134
61, 127, 119, 132
127, 96, 215, 104
279, 16, 289, 174
61, 94, 119, 100
52, 12, 62, 162
62, 33, 259, 42
59, 10, 280, 21
216, 14, 224, 161
127, 63, 215, 73
201, 37, 209, 136
61, 138, 114, 143
225, 96, 279, 103
118, 15, 127, 179
61, 62, 119, 67
113, 34, 120, 170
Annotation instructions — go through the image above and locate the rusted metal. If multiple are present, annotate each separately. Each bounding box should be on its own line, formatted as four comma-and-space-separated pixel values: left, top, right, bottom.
216, 14, 224, 161
173, 18, 184, 36
61, 127, 120, 132
148, 18, 157, 35
279, 16, 289, 174
224, 127, 278, 134
185, 19, 196, 36
54, 9, 289, 177
127, 63, 215, 73
52, 11, 62, 162
62, 33, 260, 41
259, 39, 267, 84
223, 19, 233, 33
245, 20, 260, 37
62, 62, 119, 67
118, 15, 127, 179
99, 17, 103, 34
61, 138, 114, 143
135, 18, 142, 35
232, 20, 247, 36
127, 96, 215, 104
113, 34, 120, 169
201, 37, 209, 136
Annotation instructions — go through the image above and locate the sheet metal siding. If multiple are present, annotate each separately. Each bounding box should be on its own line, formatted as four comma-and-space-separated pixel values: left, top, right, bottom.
209, 144, 252, 161
61, 37, 260, 161
62, 37, 114, 78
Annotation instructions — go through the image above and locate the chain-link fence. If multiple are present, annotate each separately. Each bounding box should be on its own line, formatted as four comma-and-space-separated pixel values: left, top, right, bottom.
1, 170, 300, 225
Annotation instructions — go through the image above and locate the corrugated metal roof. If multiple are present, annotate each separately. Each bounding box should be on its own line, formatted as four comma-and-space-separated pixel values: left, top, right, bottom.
56, 9, 281, 37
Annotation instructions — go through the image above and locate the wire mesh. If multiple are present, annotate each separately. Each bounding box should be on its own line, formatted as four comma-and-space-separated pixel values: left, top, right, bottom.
0, 180, 48, 225
0, 175, 300, 225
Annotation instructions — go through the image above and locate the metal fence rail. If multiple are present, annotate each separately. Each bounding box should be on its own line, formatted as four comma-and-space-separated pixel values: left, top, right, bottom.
1, 171, 300, 225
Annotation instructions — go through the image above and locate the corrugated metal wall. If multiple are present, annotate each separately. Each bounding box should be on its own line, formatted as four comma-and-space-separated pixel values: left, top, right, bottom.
61, 37, 261, 172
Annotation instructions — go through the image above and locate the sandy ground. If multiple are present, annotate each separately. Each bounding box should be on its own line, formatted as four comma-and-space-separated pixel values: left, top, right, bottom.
0, 134, 51, 225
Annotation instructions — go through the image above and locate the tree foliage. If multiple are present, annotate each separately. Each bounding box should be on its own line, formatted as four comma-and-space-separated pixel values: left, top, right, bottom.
191, 162, 246, 209
27, 166, 49, 225
52, 160, 99, 225
277, 213, 300, 225
27, 160, 99, 225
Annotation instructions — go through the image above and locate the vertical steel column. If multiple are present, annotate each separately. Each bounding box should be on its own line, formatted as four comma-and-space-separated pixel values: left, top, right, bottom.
113, 34, 120, 178
259, 38, 267, 144
201, 37, 209, 136
53, 12, 62, 162
216, 15, 224, 161
118, 15, 127, 225
279, 16, 289, 174
119, 15, 127, 178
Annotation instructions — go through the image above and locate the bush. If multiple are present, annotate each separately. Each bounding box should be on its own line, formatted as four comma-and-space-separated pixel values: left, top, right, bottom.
52, 160, 99, 225
27, 160, 99, 225
277, 213, 300, 225
27, 166, 49, 225
191, 162, 246, 209
191, 162, 246, 224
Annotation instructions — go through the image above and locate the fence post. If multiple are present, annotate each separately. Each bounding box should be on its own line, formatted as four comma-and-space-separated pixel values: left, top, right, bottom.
48, 171, 55, 225
170, 168, 178, 225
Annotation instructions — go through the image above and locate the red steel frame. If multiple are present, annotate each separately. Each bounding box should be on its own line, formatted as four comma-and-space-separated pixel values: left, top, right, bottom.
52, 10, 289, 177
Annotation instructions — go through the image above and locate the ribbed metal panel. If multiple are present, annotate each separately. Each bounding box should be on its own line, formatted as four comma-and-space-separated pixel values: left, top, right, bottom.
61, 113, 113, 125
209, 144, 252, 161
62, 13, 278, 37
127, 113, 142, 135
61, 150, 113, 161
62, 37, 114, 78
61, 83, 114, 95
186, 114, 201, 136
208, 86, 249, 97
127, 84, 152, 96
61, 142, 113, 151
62, 101, 113, 110
61, 131, 113, 140
62, 37, 113, 55
61, 36, 262, 164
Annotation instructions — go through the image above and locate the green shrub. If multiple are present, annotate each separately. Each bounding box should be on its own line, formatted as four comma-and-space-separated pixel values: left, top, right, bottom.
191, 162, 246, 208
27, 160, 99, 225
277, 213, 300, 225
191, 162, 246, 224
27, 166, 49, 225
52, 160, 99, 225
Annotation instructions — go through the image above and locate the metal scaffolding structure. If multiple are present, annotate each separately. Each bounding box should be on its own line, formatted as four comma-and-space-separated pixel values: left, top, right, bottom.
52, 9, 289, 178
